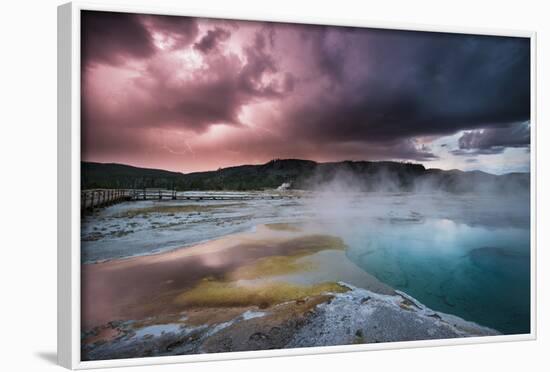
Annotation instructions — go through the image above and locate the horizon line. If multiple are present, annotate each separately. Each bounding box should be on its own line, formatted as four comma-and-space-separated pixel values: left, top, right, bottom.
81, 159, 530, 177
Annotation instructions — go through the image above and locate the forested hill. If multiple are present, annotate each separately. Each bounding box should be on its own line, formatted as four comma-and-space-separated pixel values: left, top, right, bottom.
81, 159, 529, 194
81, 162, 183, 189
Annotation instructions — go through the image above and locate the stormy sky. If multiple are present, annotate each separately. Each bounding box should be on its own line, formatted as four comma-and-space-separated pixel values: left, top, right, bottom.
81, 11, 531, 174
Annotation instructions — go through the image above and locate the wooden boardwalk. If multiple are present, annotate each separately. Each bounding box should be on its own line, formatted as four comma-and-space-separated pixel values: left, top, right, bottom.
81, 189, 301, 212
81, 189, 133, 211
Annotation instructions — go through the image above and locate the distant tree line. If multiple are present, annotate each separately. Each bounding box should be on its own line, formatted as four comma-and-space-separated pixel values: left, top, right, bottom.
81, 159, 529, 194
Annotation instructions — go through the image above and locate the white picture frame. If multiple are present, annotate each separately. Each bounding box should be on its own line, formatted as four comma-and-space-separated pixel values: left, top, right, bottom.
57, 1, 537, 369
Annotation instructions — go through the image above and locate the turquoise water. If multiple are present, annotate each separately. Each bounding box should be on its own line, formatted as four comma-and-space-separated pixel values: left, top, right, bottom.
343, 217, 530, 334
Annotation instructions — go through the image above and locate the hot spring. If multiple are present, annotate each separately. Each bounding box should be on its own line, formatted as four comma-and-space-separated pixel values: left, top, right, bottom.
82, 191, 530, 334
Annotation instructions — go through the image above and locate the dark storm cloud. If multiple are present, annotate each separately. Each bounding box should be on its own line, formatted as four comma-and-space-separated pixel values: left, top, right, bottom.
159, 31, 294, 131
458, 121, 530, 150
141, 14, 199, 49
451, 121, 530, 156
83, 29, 295, 136
150, 76, 244, 130
285, 28, 531, 145
238, 32, 285, 97
81, 13, 531, 172
304, 26, 354, 83
81, 11, 200, 67
194, 27, 231, 53
81, 11, 156, 66
393, 141, 439, 161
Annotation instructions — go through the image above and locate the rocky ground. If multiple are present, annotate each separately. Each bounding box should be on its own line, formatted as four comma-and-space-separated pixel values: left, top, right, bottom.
82, 283, 498, 361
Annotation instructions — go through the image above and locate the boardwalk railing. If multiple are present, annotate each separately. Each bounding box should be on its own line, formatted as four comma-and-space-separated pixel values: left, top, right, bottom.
131, 190, 301, 201
81, 189, 133, 212
82, 189, 301, 212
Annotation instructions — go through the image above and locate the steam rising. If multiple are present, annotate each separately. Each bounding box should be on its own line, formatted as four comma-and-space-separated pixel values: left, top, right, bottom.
300, 167, 530, 235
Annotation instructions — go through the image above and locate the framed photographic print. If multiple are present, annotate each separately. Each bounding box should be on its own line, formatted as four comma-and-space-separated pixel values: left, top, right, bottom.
57, 1, 537, 369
